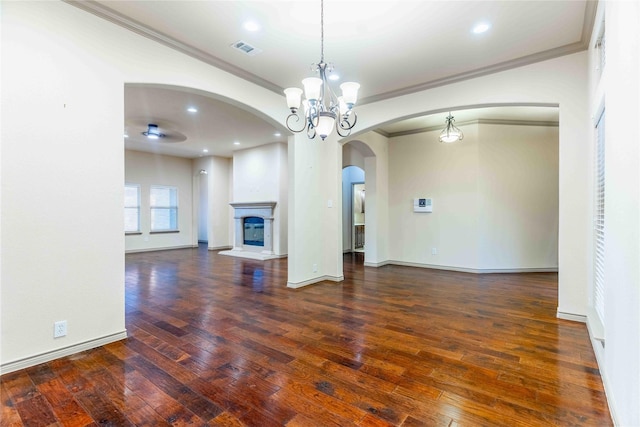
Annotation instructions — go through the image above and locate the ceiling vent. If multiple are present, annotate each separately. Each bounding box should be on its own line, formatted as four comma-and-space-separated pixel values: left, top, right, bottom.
231, 40, 262, 56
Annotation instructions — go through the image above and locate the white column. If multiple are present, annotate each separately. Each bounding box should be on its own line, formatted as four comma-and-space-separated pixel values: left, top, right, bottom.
287, 133, 344, 288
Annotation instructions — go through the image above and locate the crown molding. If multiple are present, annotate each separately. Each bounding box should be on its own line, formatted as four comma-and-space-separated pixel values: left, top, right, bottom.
386, 118, 559, 138
360, 1, 597, 105
63, 0, 282, 95
66, 0, 597, 105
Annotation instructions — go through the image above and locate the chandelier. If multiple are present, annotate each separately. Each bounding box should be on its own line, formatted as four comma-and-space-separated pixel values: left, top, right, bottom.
284, 0, 360, 140
439, 113, 464, 143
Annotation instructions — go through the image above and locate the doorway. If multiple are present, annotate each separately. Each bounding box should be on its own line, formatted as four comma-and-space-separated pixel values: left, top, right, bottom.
197, 171, 208, 243
353, 183, 365, 252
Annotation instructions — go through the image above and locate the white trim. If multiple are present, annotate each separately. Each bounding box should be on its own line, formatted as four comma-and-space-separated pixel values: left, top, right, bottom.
287, 275, 344, 289
378, 260, 558, 274
587, 324, 619, 427
125, 244, 195, 254
208, 245, 233, 251
364, 260, 391, 268
556, 311, 587, 323
586, 306, 605, 342
0, 330, 127, 375
219, 249, 283, 261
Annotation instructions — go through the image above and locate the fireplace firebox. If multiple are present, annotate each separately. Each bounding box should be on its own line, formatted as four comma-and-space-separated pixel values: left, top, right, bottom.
243, 217, 264, 246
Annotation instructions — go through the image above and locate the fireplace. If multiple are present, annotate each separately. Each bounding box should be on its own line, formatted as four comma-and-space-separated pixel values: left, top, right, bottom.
243, 217, 264, 246
219, 201, 277, 260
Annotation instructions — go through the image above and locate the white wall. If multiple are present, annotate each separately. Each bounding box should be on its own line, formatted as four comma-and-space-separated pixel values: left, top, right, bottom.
587, 2, 640, 425
233, 143, 288, 255
125, 150, 195, 252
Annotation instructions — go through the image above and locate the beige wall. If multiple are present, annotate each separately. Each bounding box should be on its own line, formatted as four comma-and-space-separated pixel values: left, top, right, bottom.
388, 122, 558, 271
477, 124, 559, 269
1, 0, 284, 371
192, 156, 232, 250
1, 1, 127, 369
389, 124, 481, 269
125, 150, 195, 252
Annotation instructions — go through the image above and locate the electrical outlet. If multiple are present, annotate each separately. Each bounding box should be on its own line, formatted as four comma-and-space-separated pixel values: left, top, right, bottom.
54, 320, 67, 338
313, 263, 318, 273
431, 247, 438, 255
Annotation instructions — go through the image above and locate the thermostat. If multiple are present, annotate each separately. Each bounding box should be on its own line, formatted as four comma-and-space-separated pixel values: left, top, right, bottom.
413, 198, 433, 213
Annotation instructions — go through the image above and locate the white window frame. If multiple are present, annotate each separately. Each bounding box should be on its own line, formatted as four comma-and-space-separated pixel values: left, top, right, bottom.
593, 109, 605, 326
124, 184, 141, 233
150, 185, 179, 233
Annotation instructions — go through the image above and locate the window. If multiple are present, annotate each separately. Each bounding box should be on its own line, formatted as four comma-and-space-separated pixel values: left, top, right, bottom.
124, 184, 140, 233
594, 110, 605, 325
150, 186, 178, 232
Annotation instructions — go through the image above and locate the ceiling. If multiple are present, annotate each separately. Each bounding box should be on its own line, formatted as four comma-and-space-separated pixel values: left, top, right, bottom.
72, 1, 594, 158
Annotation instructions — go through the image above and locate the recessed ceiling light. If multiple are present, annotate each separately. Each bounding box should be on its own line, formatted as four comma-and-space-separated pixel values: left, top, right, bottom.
328, 74, 340, 81
274, 132, 281, 137
234, 141, 241, 145
472, 22, 491, 34
187, 107, 198, 113
243, 20, 260, 32
124, 133, 129, 138
202, 149, 208, 153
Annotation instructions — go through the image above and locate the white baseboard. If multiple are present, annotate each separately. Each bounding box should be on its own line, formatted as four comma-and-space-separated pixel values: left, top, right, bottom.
287, 275, 344, 289
208, 245, 233, 251
0, 330, 127, 375
364, 260, 391, 267
125, 245, 194, 254
371, 260, 558, 274
556, 311, 587, 323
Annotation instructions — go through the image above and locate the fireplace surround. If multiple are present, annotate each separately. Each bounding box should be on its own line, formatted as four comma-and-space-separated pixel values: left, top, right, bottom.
219, 201, 278, 260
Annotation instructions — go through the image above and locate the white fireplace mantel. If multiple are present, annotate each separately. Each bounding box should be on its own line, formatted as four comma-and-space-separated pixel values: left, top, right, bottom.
220, 201, 278, 260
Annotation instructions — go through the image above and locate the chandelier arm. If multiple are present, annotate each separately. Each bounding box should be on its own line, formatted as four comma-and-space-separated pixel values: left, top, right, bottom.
336, 123, 352, 138
285, 112, 306, 133
339, 110, 358, 131
307, 124, 317, 139
308, 104, 320, 128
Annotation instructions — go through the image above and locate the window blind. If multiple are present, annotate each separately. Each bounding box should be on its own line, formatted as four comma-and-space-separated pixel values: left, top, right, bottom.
150, 186, 178, 231
124, 184, 140, 232
594, 110, 605, 325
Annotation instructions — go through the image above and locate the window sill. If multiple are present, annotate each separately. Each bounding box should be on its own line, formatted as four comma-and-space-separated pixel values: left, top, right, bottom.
150, 230, 180, 234
125, 232, 142, 235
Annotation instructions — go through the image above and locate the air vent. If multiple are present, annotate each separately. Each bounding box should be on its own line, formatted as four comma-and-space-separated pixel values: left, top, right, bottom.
231, 40, 262, 56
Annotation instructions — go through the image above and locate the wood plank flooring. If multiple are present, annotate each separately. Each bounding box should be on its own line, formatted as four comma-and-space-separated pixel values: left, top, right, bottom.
1, 246, 612, 426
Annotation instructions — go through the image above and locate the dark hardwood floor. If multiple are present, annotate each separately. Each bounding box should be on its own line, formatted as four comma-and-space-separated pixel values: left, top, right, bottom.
1, 246, 612, 426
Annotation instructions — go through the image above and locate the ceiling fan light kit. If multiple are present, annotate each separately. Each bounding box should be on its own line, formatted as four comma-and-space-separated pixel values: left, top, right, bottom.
142, 123, 165, 140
